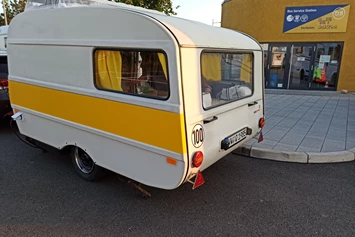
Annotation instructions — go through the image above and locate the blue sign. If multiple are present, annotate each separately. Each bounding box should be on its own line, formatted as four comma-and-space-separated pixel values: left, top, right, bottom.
283, 5, 350, 33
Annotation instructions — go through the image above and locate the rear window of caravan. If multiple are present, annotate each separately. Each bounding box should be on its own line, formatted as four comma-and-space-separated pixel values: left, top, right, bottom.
93, 49, 169, 100
201, 51, 254, 109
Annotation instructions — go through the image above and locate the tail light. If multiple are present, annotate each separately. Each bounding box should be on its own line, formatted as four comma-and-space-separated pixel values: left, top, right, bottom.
0, 79, 8, 90
192, 151, 204, 168
259, 117, 265, 128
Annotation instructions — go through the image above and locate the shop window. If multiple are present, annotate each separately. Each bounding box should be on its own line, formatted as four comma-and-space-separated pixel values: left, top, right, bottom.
312, 43, 342, 89
201, 52, 253, 109
94, 49, 169, 99
328, 44, 341, 61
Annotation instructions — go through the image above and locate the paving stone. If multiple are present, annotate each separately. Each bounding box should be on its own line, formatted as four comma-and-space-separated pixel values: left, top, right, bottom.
257, 139, 278, 146
321, 139, 346, 152
289, 112, 304, 119
295, 108, 309, 113
252, 143, 275, 149
325, 133, 346, 142
272, 126, 291, 132
293, 121, 312, 130
287, 129, 308, 136
279, 134, 305, 146
313, 120, 331, 126
302, 115, 318, 122
244, 138, 257, 146
313, 104, 325, 109
329, 124, 347, 131
274, 112, 292, 117
261, 128, 271, 134
326, 130, 347, 142
264, 129, 286, 141
332, 118, 347, 122
273, 143, 298, 152
296, 146, 321, 152
306, 129, 327, 139
268, 116, 284, 123
319, 112, 334, 117
346, 142, 355, 150
334, 107, 348, 111
321, 109, 336, 113
338, 103, 349, 107
277, 120, 297, 129
346, 131, 355, 143
299, 136, 324, 149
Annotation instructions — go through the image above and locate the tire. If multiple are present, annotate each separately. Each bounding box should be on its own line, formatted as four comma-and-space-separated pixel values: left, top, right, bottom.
71, 146, 105, 181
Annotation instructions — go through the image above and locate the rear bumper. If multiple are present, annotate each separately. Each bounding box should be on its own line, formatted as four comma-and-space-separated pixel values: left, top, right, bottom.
0, 89, 12, 118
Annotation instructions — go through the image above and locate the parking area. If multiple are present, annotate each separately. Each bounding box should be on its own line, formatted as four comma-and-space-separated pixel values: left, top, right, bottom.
1, 122, 355, 236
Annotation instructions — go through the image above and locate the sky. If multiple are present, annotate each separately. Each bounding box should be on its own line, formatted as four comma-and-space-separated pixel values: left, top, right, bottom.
173, 0, 222, 26
0, 0, 223, 26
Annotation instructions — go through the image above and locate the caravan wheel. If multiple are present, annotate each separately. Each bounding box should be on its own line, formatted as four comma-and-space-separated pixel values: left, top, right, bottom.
71, 146, 104, 181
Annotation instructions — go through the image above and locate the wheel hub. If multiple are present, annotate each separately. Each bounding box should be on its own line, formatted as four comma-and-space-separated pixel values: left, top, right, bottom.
74, 148, 94, 174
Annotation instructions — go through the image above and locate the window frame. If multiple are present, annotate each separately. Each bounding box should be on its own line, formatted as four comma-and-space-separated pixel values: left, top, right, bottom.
200, 49, 255, 111
92, 47, 171, 101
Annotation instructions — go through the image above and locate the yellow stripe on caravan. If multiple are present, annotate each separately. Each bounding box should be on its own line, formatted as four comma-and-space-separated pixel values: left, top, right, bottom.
9, 81, 187, 154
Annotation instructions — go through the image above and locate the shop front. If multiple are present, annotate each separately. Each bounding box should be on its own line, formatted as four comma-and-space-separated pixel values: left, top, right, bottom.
221, 1, 355, 92
263, 42, 343, 90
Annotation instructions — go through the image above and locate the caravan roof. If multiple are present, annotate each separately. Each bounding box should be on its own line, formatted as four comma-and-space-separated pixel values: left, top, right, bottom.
10, 0, 261, 50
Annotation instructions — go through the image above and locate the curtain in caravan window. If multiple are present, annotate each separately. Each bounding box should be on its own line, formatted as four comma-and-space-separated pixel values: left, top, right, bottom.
201, 53, 222, 81
157, 53, 167, 80
95, 50, 123, 91
240, 54, 252, 84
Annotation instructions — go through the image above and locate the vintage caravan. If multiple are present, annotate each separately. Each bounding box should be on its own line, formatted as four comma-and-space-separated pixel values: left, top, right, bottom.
7, 0, 265, 195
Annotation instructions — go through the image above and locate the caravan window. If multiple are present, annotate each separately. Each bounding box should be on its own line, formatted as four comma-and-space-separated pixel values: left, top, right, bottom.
94, 49, 169, 99
201, 51, 253, 109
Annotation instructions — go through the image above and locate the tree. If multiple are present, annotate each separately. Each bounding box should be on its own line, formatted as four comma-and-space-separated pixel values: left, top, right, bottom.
110, 0, 179, 15
0, 0, 179, 25
0, 0, 26, 25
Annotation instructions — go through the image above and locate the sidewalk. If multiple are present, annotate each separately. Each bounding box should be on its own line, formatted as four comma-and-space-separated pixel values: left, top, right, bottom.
233, 89, 355, 163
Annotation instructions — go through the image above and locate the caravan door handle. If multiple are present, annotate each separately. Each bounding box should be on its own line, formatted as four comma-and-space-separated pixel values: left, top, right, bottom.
248, 101, 258, 107
203, 116, 218, 124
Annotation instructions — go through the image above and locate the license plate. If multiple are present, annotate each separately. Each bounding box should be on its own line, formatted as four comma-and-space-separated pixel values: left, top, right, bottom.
221, 127, 247, 150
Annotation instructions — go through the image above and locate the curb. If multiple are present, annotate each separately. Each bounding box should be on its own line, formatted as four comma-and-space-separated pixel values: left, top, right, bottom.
232, 146, 355, 164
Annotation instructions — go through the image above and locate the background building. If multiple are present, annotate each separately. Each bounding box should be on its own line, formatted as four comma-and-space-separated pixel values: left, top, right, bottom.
222, 0, 354, 91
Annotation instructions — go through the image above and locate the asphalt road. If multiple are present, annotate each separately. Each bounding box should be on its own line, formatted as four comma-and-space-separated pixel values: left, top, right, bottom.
1, 122, 355, 237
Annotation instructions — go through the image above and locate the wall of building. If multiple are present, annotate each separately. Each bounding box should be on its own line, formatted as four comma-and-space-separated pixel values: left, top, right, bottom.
221, 0, 355, 91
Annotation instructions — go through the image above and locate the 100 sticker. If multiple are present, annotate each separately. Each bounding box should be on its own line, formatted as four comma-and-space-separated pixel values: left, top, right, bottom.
191, 124, 204, 148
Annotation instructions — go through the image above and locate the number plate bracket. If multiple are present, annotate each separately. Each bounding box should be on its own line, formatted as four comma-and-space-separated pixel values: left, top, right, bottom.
221, 127, 249, 151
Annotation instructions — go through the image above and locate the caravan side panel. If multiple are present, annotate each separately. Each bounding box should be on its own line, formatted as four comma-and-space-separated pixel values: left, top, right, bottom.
8, 8, 189, 190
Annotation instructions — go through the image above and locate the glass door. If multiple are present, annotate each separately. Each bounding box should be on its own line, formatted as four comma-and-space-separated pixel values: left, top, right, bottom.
288, 44, 315, 89
310, 43, 343, 90
266, 45, 290, 89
